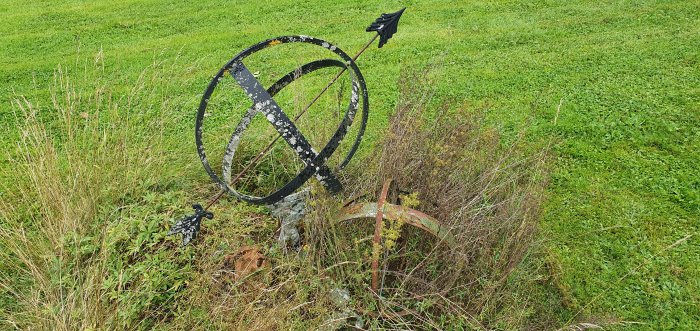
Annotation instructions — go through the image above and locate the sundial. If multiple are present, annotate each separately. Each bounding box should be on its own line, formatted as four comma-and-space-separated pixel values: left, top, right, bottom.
168, 9, 460, 315
197, 36, 368, 204
171, 8, 407, 245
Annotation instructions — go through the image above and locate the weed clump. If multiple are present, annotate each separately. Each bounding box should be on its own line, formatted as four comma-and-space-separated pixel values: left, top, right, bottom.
305, 68, 552, 329
0, 62, 194, 329
0, 60, 552, 330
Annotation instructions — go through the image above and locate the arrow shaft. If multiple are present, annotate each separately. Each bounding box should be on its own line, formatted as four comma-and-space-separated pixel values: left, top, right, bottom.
205, 34, 379, 210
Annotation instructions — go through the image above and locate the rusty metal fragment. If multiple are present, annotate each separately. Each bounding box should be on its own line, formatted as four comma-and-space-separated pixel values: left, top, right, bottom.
335, 193, 457, 319
222, 245, 268, 289
336, 202, 457, 248
371, 179, 393, 292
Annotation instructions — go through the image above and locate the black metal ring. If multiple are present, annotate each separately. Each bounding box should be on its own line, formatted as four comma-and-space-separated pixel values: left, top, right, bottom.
195, 36, 369, 204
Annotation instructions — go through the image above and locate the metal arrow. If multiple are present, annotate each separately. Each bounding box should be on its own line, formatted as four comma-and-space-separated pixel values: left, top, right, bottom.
170, 8, 407, 245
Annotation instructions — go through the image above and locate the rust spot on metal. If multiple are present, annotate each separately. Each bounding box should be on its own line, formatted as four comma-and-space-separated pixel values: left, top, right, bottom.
342, 203, 363, 215
335, 203, 456, 247
372, 179, 393, 292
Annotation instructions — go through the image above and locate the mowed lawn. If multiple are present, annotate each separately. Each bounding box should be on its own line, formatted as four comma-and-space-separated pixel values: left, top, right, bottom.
1, 0, 698, 329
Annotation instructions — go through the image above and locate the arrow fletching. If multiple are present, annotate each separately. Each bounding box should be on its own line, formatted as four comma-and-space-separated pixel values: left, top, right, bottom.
366, 7, 406, 48
168, 203, 214, 246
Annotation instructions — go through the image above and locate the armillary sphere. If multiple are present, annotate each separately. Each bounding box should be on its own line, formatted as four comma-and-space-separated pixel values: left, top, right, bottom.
171, 8, 407, 246
195, 36, 369, 205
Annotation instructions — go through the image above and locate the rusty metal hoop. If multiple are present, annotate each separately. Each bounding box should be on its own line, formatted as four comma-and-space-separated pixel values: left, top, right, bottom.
336, 203, 457, 248
335, 179, 457, 318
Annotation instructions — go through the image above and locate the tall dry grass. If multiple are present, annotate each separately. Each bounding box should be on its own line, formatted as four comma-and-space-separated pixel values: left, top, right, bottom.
0, 62, 180, 329
0, 60, 553, 330
305, 68, 552, 329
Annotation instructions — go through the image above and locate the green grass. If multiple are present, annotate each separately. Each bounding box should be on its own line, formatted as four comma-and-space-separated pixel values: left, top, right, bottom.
1, 0, 699, 329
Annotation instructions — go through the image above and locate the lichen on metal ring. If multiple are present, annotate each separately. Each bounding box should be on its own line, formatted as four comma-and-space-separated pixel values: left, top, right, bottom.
195, 36, 369, 205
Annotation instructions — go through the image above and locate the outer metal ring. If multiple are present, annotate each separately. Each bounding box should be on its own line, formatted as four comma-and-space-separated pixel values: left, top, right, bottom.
195, 36, 369, 204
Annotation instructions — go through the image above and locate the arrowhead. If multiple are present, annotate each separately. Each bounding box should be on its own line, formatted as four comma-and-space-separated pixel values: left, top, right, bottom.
366, 7, 406, 48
